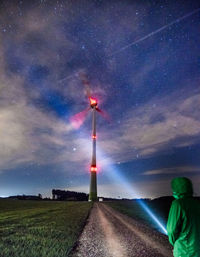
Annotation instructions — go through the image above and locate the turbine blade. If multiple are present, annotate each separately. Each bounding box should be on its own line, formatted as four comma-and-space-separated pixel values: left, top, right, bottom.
96, 107, 111, 122
70, 108, 90, 129
79, 72, 92, 99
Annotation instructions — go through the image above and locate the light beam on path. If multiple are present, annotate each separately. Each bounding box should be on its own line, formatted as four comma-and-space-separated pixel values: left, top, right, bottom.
98, 152, 168, 235
110, 8, 200, 57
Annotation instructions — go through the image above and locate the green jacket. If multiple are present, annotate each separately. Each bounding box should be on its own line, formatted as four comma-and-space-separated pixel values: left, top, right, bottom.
167, 177, 200, 257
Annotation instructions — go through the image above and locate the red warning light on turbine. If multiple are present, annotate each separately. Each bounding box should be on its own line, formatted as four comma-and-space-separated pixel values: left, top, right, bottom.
90, 165, 97, 172
90, 97, 97, 107
92, 135, 97, 139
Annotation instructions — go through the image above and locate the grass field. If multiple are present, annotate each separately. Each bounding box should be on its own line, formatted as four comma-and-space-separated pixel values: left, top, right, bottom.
105, 199, 172, 233
0, 199, 92, 257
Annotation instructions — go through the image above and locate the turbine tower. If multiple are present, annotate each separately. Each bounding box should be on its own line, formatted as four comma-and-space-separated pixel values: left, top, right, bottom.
70, 72, 109, 202
89, 96, 98, 201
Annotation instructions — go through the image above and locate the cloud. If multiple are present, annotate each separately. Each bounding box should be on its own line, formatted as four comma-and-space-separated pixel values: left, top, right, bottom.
1, 1, 199, 183
0, 99, 72, 169
149, 113, 166, 124
0, 4, 93, 172
0, 56, 89, 171
98, 83, 200, 163
143, 166, 200, 176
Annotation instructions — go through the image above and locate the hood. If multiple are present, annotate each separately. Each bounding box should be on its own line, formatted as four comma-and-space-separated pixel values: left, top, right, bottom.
171, 177, 193, 199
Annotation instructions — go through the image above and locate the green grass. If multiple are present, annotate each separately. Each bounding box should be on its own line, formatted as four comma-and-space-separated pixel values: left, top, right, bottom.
0, 199, 92, 257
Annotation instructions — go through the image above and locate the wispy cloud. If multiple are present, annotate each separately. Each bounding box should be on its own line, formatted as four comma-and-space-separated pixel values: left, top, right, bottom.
143, 166, 200, 176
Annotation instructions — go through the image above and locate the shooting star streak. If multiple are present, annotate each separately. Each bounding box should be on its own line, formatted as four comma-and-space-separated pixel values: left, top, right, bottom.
57, 8, 200, 83
57, 69, 86, 84
110, 8, 200, 57
57, 72, 79, 83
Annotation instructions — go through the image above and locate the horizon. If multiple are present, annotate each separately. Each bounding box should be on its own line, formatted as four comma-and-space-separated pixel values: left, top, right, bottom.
0, 190, 177, 200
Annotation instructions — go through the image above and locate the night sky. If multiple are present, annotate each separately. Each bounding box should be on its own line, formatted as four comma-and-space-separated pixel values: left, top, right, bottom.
0, 0, 200, 199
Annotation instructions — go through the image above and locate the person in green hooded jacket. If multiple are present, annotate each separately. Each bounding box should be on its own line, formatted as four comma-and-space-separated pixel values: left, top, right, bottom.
167, 177, 200, 257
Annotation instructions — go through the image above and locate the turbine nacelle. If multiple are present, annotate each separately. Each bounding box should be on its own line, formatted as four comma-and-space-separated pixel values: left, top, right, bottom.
90, 97, 98, 108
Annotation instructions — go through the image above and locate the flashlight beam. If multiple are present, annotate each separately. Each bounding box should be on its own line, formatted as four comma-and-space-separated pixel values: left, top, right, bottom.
137, 199, 168, 235
102, 160, 168, 235
110, 8, 200, 57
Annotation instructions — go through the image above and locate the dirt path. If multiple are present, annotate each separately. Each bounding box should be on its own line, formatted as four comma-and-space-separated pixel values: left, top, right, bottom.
71, 203, 173, 257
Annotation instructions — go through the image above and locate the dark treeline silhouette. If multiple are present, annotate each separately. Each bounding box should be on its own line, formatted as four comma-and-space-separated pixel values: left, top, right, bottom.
52, 189, 89, 201
51, 189, 136, 201
8, 194, 42, 200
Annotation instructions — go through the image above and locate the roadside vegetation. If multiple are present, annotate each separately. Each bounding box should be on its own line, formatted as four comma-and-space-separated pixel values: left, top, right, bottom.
0, 199, 92, 257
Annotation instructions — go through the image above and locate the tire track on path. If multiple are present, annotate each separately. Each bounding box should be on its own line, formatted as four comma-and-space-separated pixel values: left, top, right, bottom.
101, 203, 172, 257
97, 205, 127, 257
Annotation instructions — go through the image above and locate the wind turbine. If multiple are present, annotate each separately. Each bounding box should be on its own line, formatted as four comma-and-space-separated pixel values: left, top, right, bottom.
70, 72, 108, 202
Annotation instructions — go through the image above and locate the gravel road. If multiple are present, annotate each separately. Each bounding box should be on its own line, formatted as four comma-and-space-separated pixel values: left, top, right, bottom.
71, 203, 173, 257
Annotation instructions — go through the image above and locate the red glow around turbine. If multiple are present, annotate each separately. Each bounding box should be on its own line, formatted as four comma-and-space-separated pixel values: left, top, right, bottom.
90, 165, 97, 172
